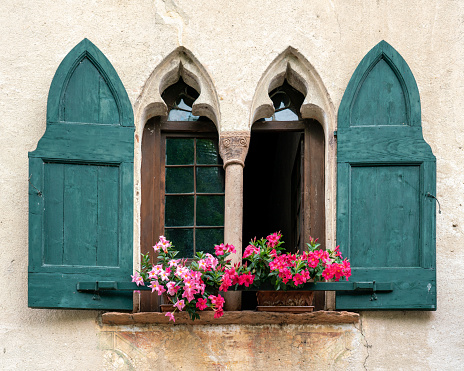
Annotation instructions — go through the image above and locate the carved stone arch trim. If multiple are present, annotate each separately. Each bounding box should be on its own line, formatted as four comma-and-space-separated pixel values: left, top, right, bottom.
133, 48, 221, 273
250, 47, 335, 134
134, 47, 220, 136
249, 47, 337, 253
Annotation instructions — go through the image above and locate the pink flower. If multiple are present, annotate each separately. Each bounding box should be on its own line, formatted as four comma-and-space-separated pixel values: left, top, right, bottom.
165, 312, 175, 322
278, 268, 293, 284
182, 286, 197, 302
320, 251, 331, 265
131, 272, 145, 286
219, 273, 232, 292
154, 236, 171, 253
243, 245, 260, 259
196, 298, 208, 310
214, 308, 224, 319
266, 232, 281, 248
209, 294, 225, 309
225, 267, 239, 285
214, 243, 226, 256
204, 254, 219, 270
166, 281, 180, 296
148, 280, 166, 295
174, 299, 185, 311
225, 243, 236, 254
198, 259, 208, 270
238, 273, 255, 287
159, 270, 170, 281
306, 252, 319, 268
322, 265, 335, 281
175, 266, 189, 279
342, 260, 351, 279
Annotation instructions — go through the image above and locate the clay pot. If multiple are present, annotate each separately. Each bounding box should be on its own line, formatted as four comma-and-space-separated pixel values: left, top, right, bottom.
256, 290, 314, 313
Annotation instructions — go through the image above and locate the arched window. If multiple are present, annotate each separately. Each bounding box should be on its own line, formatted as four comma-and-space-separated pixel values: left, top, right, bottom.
141, 78, 224, 258
244, 80, 325, 253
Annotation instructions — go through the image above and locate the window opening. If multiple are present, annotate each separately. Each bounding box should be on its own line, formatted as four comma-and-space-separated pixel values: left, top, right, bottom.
142, 78, 224, 263
162, 79, 201, 121
243, 80, 325, 310
264, 81, 302, 121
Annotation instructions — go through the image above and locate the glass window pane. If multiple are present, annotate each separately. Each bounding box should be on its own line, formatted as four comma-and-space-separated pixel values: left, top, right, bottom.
196, 167, 225, 193
196, 228, 224, 255
197, 139, 222, 165
165, 228, 193, 257
274, 108, 299, 121
166, 138, 194, 165
166, 167, 194, 194
168, 109, 200, 122
165, 195, 194, 226
196, 195, 224, 226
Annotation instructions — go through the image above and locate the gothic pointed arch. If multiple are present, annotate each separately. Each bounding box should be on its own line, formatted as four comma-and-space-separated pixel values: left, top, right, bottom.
47, 38, 134, 126
249, 47, 337, 251
250, 47, 335, 134
338, 40, 421, 128
135, 47, 220, 135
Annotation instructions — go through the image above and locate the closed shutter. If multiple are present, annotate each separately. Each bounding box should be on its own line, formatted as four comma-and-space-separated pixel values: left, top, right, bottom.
28, 39, 134, 309
336, 41, 436, 310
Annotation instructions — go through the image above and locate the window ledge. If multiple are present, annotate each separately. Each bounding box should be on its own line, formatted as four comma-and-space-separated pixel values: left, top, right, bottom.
101, 310, 359, 326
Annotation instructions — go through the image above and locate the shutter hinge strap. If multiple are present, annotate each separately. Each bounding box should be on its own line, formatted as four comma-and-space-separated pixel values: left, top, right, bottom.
77, 281, 394, 293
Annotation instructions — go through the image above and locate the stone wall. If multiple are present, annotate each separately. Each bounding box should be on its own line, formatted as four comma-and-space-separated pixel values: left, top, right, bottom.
1, 0, 463, 369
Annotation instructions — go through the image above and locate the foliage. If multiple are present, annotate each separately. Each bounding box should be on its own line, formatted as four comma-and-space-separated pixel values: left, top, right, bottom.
240, 232, 351, 291
132, 233, 351, 321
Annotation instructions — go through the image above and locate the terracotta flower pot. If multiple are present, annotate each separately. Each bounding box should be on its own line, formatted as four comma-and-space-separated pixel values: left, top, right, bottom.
256, 290, 314, 313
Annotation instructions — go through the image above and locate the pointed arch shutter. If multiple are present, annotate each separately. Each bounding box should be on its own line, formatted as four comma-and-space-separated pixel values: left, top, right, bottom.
28, 39, 134, 309
336, 41, 436, 310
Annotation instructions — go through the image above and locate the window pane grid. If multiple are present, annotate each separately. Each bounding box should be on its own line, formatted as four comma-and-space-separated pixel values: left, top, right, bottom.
164, 137, 224, 256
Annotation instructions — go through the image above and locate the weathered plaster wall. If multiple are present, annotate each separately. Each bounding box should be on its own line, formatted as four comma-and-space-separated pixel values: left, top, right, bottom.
1, 0, 463, 369
98, 323, 365, 370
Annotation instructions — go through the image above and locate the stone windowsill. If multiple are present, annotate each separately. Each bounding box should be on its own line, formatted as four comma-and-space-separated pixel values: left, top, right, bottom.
101, 310, 359, 326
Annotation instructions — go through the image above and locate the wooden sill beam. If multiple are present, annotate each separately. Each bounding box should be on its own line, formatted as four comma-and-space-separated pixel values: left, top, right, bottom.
101, 310, 359, 326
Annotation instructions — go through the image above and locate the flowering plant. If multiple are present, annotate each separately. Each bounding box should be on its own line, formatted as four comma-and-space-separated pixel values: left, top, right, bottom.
132, 233, 351, 322
240, 232, 351, 290
132, 236, 243, 321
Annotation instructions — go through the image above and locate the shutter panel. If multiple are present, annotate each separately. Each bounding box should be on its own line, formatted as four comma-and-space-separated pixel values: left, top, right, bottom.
336, 41, 436, 310
28, 39, 134, 309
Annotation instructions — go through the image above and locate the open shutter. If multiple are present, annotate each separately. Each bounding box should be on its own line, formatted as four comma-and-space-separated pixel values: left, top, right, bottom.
336, 41, 436, 310
28, 39, 134, 309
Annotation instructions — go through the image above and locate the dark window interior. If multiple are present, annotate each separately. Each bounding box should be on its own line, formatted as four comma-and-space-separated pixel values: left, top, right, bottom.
243, 131, 303, 253
242, 80, 326, 310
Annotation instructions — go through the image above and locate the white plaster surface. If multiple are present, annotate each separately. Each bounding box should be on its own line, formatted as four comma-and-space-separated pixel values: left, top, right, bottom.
1, 0, 463, 369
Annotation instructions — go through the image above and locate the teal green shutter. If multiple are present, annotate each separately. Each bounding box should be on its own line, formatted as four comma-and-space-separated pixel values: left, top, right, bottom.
336, 41, 436, 310
28, 39, 134, 309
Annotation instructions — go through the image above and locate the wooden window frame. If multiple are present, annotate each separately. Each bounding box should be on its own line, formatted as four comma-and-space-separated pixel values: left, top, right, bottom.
140, 117, 221, 311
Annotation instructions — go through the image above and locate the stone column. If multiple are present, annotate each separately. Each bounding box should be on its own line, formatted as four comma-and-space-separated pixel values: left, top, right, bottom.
219, 131, 250, 311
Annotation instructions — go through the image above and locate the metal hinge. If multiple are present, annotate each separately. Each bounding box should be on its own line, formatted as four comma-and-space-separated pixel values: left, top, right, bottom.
77, 281, 393, 293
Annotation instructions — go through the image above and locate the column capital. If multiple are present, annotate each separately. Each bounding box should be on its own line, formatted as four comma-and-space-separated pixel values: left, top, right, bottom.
219, 131, 250, 168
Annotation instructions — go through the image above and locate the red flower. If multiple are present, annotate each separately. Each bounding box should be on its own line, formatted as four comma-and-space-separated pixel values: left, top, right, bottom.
214, 308, 224, 318
196, 298, 208, 310
214, 243, 226, 256
238, 273, 255, 287
266, 232, 282, 248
